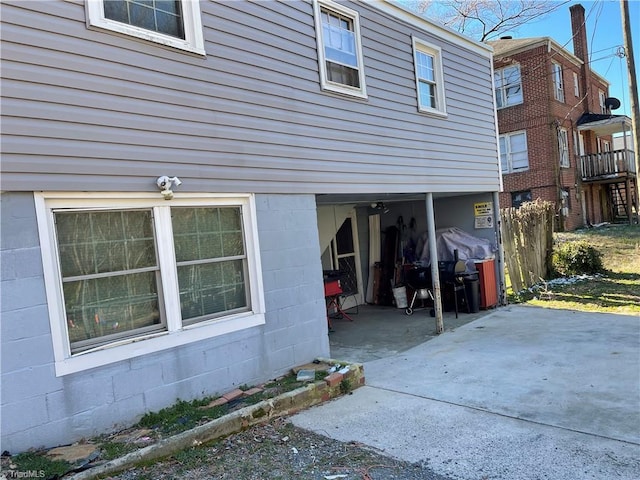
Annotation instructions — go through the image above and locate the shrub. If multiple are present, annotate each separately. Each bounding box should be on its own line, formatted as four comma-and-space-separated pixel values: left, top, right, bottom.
552, 240, 604, 276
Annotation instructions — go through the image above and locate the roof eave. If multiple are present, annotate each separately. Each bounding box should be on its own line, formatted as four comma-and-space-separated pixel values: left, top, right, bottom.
374, 1, 493, 58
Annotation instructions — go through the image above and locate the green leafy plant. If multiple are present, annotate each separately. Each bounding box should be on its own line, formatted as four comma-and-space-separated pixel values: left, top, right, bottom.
339, 379, 352, 394
137, 398, 226, 435
10, 451, 71, 479
552, 240, 603, 276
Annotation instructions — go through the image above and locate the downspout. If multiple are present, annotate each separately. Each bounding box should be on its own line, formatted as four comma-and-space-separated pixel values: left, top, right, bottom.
492, 192, 507, 305
425, 193, 443, 334
489, 49, 507, 305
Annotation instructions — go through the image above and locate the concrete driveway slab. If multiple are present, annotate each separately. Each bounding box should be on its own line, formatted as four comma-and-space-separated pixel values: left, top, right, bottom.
292, 305, 640, 480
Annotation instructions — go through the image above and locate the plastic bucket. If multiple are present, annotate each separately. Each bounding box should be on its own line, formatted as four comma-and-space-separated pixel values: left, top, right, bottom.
392, 286, 408, 308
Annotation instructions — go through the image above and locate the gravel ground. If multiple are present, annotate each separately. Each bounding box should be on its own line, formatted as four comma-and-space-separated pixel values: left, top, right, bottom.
106, 417, 455, 480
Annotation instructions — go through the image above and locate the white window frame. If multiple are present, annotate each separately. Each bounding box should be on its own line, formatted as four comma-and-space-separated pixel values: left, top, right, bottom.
573, 71, 579, 97
494, 64, 523, 109
558, 127, 570, 168
313, 0, 367, 98
86, 0, 205, 55
35, 192, 265, 376
552, 62, 564, 102
412, 37, 447, 116
499, 130, 529, 173
599, 90, 607, 114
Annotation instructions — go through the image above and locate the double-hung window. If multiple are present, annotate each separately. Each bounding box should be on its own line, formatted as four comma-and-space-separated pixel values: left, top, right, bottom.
558, 128, 569, 167
573, 72, 580, 97
86, 0, 205, 55
499, 131, 529, 173
36, 193, 264, 375
494, 65, 523, 108
599, 90, 607, 114
552, 62, 564, 102
313, 0, 367, 98
413, 37, 447, 115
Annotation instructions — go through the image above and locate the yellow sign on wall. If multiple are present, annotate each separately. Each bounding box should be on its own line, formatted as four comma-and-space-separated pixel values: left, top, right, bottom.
474, 202, 493, 216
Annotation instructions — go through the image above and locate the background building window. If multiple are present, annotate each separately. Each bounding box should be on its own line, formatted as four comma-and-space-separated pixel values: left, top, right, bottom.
552, 62, 564, 102
511, 190, 532, 208
558, 128, 569, 167
499, 131, 529, 173
573, 72, 579, 97
494, 65, 523, 108
599, 90, 607, 114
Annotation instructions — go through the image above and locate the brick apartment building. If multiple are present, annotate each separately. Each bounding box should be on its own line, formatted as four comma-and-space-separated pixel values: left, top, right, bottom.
490, 4, 637, 231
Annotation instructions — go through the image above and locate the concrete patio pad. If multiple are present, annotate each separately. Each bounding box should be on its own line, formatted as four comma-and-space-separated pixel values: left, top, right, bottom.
292, 305, 640, 479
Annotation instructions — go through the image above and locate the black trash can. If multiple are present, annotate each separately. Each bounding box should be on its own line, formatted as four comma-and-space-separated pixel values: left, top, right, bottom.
464, 275, 480, 313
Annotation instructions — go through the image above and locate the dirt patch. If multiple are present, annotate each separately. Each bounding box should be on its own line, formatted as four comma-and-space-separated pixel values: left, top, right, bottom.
104, 417, 452, 480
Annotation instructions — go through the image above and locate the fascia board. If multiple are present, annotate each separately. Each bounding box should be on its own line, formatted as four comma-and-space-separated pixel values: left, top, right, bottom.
372, 1, 493, 58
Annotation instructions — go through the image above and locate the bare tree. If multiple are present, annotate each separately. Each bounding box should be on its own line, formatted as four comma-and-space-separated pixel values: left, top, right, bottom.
412, 0, 568, 42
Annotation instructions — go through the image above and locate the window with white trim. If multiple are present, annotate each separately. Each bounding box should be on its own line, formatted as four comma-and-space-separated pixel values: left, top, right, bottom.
573, 72, 579, 97
599, 90, 607, 114
86, 0, 205, 55
494, 64, 522, 108
313, 0, 367, 98
412, 37, 447, 115
558, 128, 569, 167
552, 62, 564, 102
499, 131, 529, 173
35, 193, 264, 376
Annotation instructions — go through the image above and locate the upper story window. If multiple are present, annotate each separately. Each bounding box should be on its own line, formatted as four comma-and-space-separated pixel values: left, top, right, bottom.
499, 131, 529, 173
558, 128, 569, 167
413, 37, 447, 115
494, 65, 522, 108
552, 62, 564, 102
86, 0, 205, 55
599, 90, 607, 114
35, 193, 264, 375
573, 72, 580, 97
313, 0, 367, 98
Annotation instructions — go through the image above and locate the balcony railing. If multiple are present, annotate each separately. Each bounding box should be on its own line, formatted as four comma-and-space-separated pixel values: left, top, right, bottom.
580, 149, 637, 181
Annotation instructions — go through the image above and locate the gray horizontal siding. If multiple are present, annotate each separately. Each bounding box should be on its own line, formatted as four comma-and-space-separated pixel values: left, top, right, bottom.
0, 0, 500, 194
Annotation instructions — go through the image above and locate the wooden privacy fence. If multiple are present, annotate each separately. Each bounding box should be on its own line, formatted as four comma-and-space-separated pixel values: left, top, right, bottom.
501, 199, 555, 293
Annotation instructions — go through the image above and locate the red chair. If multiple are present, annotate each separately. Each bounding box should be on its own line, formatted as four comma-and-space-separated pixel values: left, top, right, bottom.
324, 276, 353, 330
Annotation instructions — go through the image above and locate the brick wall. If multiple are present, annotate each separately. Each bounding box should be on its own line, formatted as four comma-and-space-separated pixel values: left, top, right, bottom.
496, 43, 612, 230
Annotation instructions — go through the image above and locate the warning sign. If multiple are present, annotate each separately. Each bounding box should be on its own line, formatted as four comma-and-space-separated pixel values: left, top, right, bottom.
474, 202, 493, 216
475, 215, 493, 229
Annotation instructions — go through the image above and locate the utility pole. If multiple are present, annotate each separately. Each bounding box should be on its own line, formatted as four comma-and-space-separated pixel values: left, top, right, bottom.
620, 0, 640, 222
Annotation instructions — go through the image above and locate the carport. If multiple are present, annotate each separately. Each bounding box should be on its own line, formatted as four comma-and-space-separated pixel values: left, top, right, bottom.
316, 191, 506, 339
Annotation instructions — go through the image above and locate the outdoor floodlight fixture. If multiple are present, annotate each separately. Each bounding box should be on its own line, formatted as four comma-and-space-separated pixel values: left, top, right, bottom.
371, 202, 390, 214
156, 175, 182, 200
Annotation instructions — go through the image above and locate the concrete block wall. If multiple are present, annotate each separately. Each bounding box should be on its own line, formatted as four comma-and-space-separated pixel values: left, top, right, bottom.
1, 192, 329, 453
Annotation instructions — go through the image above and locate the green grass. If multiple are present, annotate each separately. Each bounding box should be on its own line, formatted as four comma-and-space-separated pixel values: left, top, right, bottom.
10, 452, 71, 478
509, 224, 640, 314
137, 371, 320, 436
99, 440, 139, 460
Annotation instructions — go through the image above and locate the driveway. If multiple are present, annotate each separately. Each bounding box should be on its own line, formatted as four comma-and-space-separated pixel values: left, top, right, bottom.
292, 305, 640, 479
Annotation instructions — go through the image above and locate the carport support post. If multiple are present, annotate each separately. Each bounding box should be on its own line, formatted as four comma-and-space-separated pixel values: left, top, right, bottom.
493, 191, 507, 305
426, 193, 444, 333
